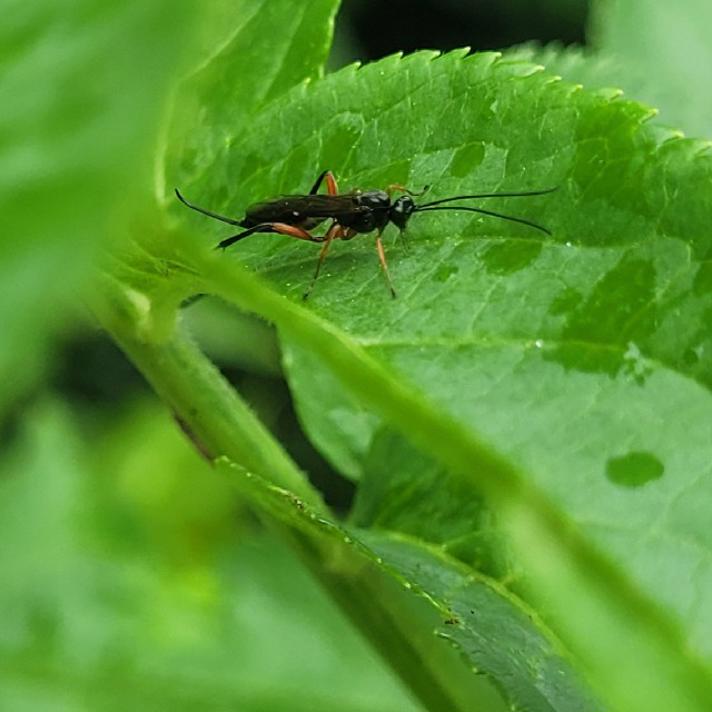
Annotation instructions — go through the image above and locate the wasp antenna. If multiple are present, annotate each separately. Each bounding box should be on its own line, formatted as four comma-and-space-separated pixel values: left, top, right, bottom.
417, 187, 557, 209
174, 188, 245, 227
415, 205, 552, 235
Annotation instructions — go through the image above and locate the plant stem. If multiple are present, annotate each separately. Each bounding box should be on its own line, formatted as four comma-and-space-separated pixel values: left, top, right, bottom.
93, 280, 485, 712
93, 284, 324, 510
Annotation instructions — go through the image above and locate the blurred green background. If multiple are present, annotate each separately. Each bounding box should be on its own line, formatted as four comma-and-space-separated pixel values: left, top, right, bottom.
1, 1, 589, 709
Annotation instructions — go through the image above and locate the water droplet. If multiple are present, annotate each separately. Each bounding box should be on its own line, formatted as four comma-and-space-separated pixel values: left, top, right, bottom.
565, 241, 573, 248
534, 339, 544, 349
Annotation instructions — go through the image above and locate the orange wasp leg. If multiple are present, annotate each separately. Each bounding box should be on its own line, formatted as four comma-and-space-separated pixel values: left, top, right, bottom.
270, 222, 323, 241
301, 169, 345, 299
303, 222, 344, 300
375, 231, 397, 299
325, 171, 339, 196
386, 183, 429, 198
309, 169, 340, 196
217, 221, 323, 249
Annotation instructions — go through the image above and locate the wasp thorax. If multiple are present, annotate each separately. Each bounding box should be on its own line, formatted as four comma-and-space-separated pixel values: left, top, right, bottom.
357, 190, 390, 210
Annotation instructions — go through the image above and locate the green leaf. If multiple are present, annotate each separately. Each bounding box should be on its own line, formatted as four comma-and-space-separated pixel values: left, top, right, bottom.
503, 42, 626, 95
590, 0, 712, 137
218, 459, 598, 712
509, 3, 712, 141
103, 236, 604, 709
173, 49, 712, 711
164, 0, 341, 200
356, 532, 599, 712
0, 0, 195, 415
281, 338, 380, 481
0, 401, 419, 712
350, 429, 503, 573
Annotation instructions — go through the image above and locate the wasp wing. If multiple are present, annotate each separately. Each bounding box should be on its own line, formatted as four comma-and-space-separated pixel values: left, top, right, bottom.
245, 193, 367, 225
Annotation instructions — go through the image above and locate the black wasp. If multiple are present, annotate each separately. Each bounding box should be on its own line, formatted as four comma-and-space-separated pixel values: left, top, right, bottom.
175, 170, 555, 299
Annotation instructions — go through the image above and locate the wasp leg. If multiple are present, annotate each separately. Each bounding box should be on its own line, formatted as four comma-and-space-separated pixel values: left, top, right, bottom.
375, 231, 397, 299
386, 183, 429, 198
270, 222, 324, 241
309, 170, 328, 195
325, 171, 339, 196
308, 170, 339, 196
303, 222, 342, 300
217, 222, 323, 249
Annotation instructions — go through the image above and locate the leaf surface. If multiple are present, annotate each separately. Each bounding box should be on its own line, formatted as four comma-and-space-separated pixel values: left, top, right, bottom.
218, 459, 599, 712
0, 0, 194, 414
171, 49, 712, 711
164, 0, 341, 200
0, 402, 419, 712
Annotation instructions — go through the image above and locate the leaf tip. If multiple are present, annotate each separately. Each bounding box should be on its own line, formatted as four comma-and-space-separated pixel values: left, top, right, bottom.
640, 106, 660, 125
403, 49, 442, 66
694, 141, 712, 158
447, 46, 471, 60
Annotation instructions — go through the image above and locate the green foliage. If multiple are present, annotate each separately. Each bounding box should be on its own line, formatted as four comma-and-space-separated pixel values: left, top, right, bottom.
0, 0, 193, 414
162, 9, 712, 712
165, 0, 339, 200
4, 0, 712, 711
590, 0, 712, 137
511, 1, 712, 138
0, 402, 416, 711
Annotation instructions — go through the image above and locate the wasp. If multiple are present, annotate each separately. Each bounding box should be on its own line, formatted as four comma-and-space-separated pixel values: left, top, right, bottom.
175, 170, 555, 299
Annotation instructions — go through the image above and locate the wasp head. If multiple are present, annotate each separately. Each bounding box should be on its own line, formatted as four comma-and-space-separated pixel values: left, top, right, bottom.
389, 195, 416, 230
